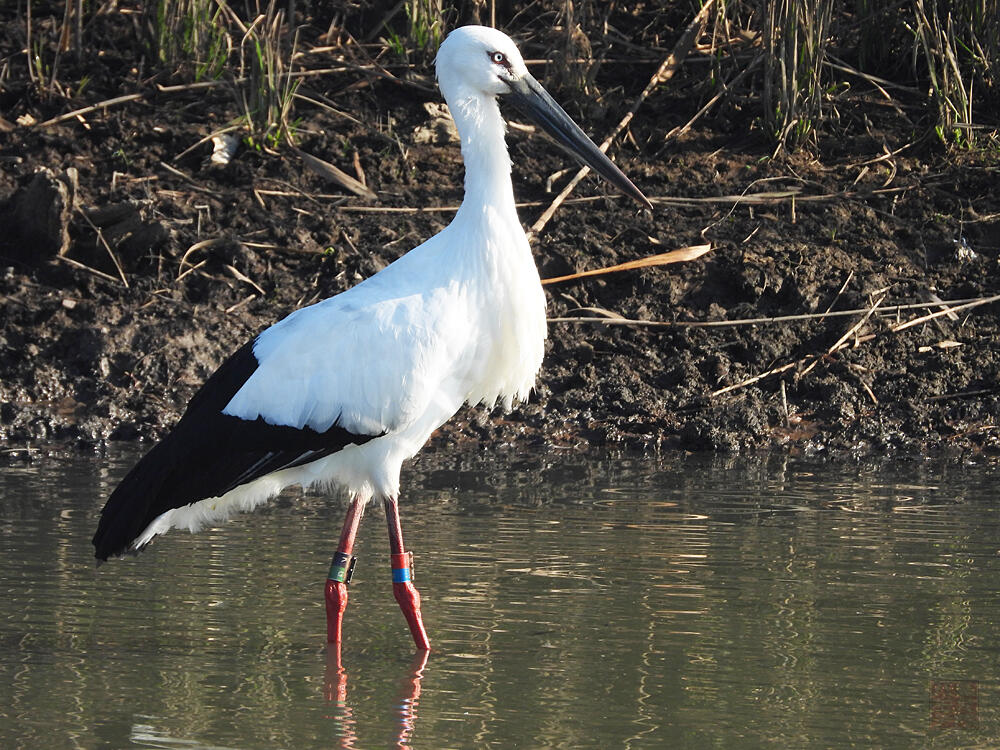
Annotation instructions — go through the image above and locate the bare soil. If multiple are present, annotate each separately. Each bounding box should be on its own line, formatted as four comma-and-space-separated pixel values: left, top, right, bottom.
2, 6, 999, 458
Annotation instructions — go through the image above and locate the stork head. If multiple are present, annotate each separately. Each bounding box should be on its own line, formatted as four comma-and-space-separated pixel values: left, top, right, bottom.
436, 26, 652, 210
436, 25, 528, 99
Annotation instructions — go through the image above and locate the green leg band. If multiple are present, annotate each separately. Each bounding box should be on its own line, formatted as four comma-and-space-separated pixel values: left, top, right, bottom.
328, 551, 357, 583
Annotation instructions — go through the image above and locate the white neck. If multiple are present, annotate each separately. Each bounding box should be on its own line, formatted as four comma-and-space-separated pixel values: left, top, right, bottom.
445, 89, 518, 224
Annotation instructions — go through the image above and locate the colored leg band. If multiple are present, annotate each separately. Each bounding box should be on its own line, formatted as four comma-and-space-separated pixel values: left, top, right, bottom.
392, 568, 411, 583
328, 552, 357, 584
391, 552, 413, 583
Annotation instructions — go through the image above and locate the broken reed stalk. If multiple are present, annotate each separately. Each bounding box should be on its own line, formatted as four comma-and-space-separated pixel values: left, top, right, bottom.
178, 237, 227, 277
176, 259, 207, 282
56, 255, 123, 285
157, 161, 219, 196
707, 293, 1000, 398
75, 207, 129, 287
526, 0, 717, 241
225, 294, 258, 314
798, 294, 887, 378
548, 295, 1000, 329
819, 270, 854, 322
225, 264, 266, 295
338, 186, 901, 216
294, 147, 377, 199
35, 93, 145, 128
541, 244, 711, 285
710, 295, 884, 398
889, 294, 1000, 332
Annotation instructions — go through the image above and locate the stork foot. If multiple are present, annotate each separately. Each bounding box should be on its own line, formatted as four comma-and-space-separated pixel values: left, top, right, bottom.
392, 552, 430, 650
393, 581, 430, 650
325, 579, 348, 644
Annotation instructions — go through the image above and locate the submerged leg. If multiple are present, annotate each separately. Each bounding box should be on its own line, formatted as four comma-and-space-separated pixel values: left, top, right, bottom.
325, 496, 364, 644
383, 497, 430, 651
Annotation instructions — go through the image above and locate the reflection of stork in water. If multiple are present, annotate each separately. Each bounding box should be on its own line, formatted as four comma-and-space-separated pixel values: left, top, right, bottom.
92, 25, 650, 649
324, 647, 429, 749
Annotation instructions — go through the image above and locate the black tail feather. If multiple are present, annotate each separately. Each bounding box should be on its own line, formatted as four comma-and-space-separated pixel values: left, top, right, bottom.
92, 438, 176, 560
93, 339, 379, 561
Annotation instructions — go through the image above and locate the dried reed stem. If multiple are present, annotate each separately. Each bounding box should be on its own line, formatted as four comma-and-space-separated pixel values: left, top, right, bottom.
526, 0, 717, 240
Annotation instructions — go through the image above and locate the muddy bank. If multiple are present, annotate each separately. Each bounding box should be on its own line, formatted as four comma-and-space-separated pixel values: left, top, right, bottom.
2, 10, 999, 459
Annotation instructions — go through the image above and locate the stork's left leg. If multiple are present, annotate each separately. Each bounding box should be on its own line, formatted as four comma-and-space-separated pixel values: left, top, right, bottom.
326, 495, 364, 644
384, 497, 430, 651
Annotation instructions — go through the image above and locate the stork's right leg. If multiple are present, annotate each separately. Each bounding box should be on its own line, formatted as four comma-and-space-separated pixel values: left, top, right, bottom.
384, 496, 430, 651
325, 496, 365, 644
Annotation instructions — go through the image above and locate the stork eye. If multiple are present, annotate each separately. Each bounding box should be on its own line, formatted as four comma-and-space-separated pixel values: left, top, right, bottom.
491, 51, 508, 66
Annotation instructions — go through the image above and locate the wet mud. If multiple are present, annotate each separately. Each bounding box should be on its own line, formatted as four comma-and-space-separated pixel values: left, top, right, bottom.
2, 8, 999, 459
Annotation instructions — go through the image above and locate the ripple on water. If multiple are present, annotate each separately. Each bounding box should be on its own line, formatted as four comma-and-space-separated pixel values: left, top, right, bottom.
2, 451, 1000, 749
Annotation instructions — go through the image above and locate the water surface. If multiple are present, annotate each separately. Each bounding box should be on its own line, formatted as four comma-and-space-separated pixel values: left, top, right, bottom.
1, 448, 998, 748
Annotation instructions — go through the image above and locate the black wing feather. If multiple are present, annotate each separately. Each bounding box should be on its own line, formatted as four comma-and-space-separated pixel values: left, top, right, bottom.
93, 339, 378, 560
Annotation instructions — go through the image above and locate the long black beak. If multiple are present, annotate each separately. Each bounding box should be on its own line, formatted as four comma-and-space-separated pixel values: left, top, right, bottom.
505, 73, 652, 210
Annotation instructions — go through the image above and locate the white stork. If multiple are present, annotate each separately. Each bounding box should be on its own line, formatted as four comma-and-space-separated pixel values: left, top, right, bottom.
93, 25, 651, 650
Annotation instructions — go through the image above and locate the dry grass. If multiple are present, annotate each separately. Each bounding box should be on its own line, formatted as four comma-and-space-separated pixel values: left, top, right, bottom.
13, 0, 1000, 153
145, 0, 231, 82
909, 0, 999, 146
761, 0, 834, 151
709, 0, 998, 149
229, 1, 301, 151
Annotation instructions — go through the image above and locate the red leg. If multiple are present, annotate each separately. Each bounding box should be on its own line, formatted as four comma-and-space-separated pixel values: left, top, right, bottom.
325, 496, 364, 644
384, 497, 430, 651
